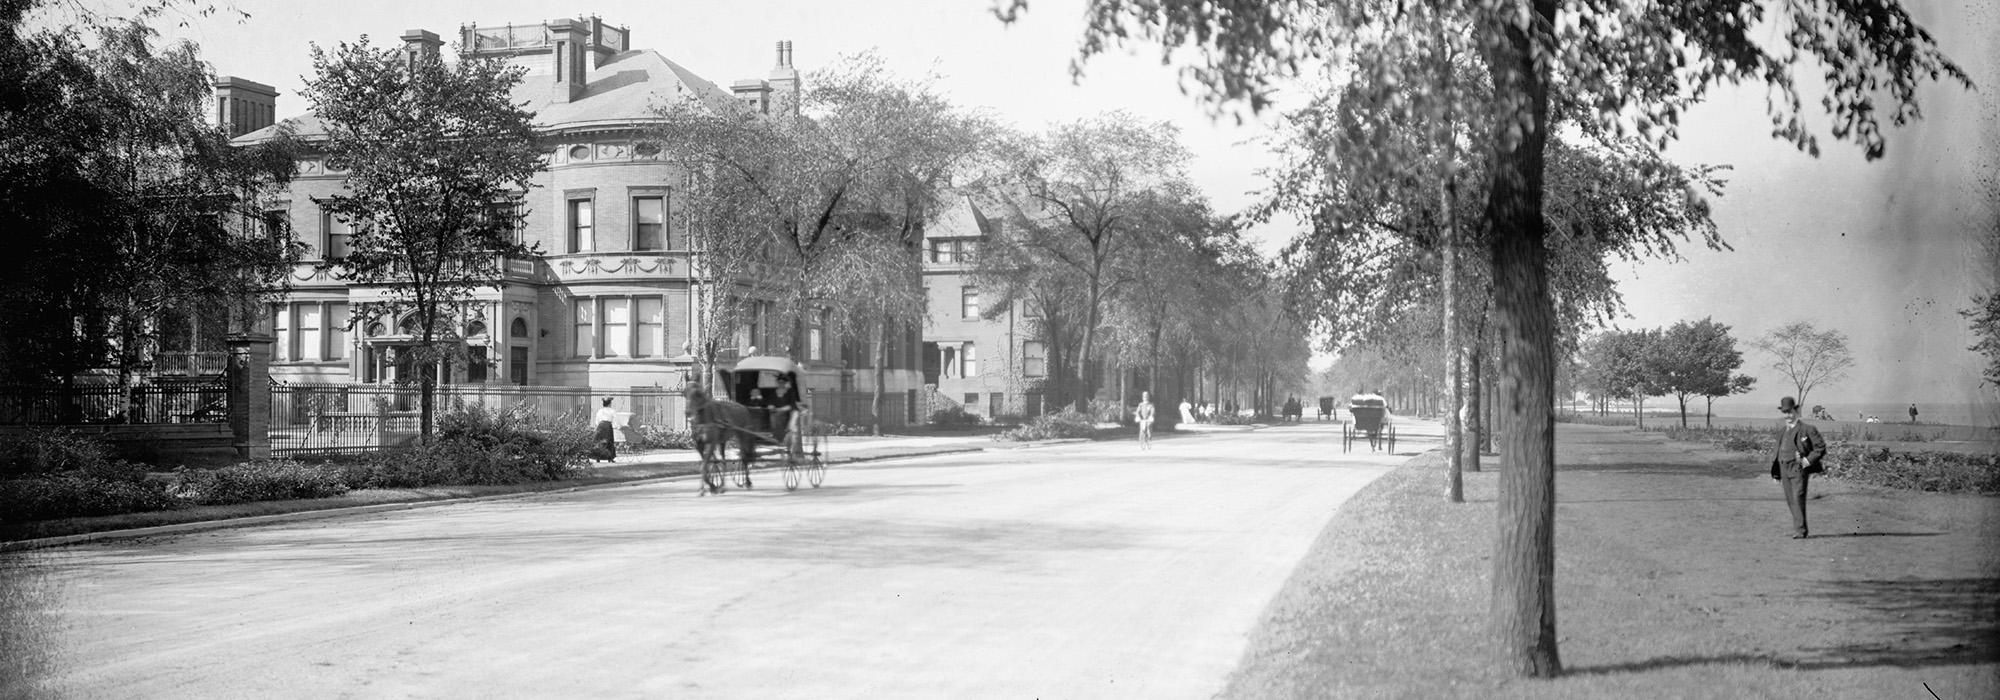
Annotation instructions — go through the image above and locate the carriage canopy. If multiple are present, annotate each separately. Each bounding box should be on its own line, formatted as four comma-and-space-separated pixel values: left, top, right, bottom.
716, 356, 802, 405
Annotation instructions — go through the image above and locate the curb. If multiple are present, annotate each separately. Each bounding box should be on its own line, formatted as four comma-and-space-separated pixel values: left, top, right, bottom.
0, 437, 1085, 553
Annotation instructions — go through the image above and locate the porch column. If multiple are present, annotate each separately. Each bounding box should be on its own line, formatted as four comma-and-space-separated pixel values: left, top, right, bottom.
227, 332, 275, 460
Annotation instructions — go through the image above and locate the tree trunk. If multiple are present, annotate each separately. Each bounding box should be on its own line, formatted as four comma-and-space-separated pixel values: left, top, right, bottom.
1465, 343, 1483, 471
1483, 0, 1562, 677
870, 315, 886, 436
1445, 185, 1464, 502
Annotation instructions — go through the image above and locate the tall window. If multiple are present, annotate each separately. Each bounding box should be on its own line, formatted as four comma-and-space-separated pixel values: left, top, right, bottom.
961, 286, 979, 319
600, 297, 630, 358
1023, 341, 1045, 377
572, 299, 596, 357
260, 209, 289, 241
633, 195, 665, 251
270, 305, 289, 361
807, 310, 825, 362
635, 297, 663, 357
326, 303, 349, 360
488, 201, 522, 245
567, 198, 594, 253
321, 211, 353, 259
961, 342, 977, 377
295, 305, 322, 362
467, 347, 489, 383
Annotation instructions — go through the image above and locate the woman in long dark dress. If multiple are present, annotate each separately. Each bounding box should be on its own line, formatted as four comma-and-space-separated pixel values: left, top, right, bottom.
593, 397, 618, 462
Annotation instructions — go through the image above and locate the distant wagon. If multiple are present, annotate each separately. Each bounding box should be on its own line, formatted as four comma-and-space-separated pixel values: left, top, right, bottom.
1343, 394, 1395, 453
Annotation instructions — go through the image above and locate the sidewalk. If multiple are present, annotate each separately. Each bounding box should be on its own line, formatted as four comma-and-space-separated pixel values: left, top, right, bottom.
0, 431, 1091, 551
1221, 422, 1999, 699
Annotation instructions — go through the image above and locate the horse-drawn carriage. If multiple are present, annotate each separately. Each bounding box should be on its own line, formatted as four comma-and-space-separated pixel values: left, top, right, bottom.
1342, 394, 1395, 453
685, 356, 826, 495
1317, 397, 1336, 421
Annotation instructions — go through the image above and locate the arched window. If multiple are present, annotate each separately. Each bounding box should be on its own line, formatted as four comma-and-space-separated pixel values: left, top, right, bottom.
399, 316, 419, 335
510, 317, 529, 338
466, 320, 488, 337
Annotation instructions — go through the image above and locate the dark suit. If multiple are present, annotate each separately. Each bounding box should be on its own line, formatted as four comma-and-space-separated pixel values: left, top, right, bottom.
1769, 418, 1827, 537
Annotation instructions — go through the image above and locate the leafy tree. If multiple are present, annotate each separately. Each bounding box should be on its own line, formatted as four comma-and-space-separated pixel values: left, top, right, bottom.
0, 4, 296, 388
653, 51, 991, 403
1702, 374, 1757, 429
1006, 0, 1969, 675
1964, 217, 2000, 388
300, 36, 543, 440
972, 111, 1196, 411
1648, 318, 1748, 428
1750, 321, 1856, 408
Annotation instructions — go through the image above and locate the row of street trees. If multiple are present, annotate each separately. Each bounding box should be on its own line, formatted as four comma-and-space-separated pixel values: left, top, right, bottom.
1002, 0, 1971, 676
651, 65, 1306, 423
968, 111, 1308, 416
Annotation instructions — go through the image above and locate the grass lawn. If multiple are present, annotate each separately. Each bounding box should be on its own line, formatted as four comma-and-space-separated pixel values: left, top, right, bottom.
1221, 424, 1999, 699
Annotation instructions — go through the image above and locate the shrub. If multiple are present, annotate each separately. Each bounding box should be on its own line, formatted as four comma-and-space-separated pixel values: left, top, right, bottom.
0, 474, 178, 524
1822, 444, 2000, 494
0, 428, 117, 477
1086, 399, 1123, 424
173, 459, 349, 505
994, 410, 1098, 442
627, 424, 695, 450
1215, 413, 1260, 426
347, 401, 591, 488
929, 405, 983, 428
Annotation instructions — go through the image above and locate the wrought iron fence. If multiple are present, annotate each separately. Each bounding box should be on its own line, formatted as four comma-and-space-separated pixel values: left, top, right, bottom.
805, 389, 910, 431
0, 380, 228, 425
269, 382, 687, 457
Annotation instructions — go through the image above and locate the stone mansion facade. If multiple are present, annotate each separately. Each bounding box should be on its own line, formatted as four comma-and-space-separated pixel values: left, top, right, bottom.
227, 17, 925, 402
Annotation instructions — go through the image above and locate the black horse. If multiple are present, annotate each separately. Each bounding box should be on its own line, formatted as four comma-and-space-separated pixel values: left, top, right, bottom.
685, 386, 758, 491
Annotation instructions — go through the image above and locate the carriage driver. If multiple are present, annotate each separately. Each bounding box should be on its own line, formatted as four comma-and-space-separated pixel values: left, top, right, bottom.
766, 374, 804, 442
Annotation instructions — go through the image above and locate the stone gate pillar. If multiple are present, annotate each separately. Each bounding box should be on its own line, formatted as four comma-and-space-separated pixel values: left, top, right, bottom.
227, 333, 275, 460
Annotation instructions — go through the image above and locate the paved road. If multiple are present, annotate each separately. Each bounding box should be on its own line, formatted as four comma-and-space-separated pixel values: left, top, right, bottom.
5, 418, 1437, 699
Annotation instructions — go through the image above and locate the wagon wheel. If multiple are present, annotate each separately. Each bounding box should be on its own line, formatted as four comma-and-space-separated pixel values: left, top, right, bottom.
698, 437, 727, 495
782, 431, 803, 491
807, 432, 826, 488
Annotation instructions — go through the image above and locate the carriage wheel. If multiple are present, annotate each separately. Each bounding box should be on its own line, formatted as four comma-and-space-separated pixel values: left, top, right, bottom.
807, 433, 826, 488
782, 433, 803, 491
698, 441, 726, 495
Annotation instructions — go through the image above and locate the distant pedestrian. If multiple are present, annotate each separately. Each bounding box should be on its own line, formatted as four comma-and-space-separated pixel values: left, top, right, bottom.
593, 398, 618, 462
1909, 403, 1919, 423
1135, 392, 1156, 450
1769, 397, 1826, 539
1179, 398, 1194, 424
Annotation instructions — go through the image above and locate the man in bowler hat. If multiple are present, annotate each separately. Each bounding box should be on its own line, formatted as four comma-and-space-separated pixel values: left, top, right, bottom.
1771, 397, 1827, 539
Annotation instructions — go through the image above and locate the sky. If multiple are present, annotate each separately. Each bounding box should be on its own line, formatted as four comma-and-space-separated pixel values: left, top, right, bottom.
98, 0, 1999, 416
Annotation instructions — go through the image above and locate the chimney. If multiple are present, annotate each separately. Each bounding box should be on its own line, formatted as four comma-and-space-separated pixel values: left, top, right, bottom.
546, 18, 589, 104
768, 40, 800, 115
213, 76, 277, 138
730, 79, 771, 114
401, 29, 443, 71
